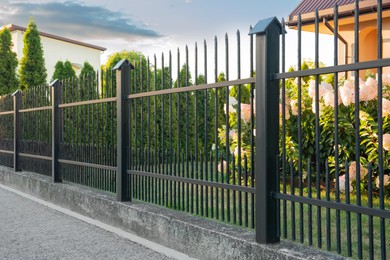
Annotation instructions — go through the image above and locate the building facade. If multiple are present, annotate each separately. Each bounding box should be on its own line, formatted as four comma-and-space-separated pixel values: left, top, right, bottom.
4, 24, 106, 81
287, 0, 390, 78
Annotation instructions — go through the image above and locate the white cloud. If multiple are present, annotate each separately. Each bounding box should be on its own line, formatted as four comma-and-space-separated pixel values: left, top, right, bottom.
0, 0, 161, 41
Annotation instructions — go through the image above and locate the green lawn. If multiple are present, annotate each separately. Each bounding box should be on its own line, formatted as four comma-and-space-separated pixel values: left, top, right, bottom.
280, 188, 390, 260
133, 174, 390, 259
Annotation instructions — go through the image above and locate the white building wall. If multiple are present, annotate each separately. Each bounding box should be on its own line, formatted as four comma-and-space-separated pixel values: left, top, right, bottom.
10, 30, 103, 82
11, 30, 23, 61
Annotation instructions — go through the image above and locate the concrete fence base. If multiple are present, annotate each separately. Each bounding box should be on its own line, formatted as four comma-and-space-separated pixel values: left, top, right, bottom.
0, 166, 345, 260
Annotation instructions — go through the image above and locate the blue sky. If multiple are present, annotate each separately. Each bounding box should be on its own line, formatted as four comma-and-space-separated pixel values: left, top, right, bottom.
0, 1, 298, 51
0, 0, 334, 78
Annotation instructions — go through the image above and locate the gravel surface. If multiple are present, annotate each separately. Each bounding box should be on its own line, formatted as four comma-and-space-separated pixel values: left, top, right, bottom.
0, 187, 173, 260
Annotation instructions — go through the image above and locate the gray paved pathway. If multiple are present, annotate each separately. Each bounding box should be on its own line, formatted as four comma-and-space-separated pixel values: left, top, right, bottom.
0, 186, 176, 260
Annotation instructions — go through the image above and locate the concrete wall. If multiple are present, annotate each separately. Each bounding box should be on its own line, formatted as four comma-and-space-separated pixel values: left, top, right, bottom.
0, 166, 345, 260
10, 30, 102, 82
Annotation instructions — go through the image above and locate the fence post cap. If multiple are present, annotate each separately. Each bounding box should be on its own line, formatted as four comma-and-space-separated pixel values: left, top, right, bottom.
11, 89, 20, 96
249, 17, 284, 36
50, 79, 60, 87
112, 59, 134, 71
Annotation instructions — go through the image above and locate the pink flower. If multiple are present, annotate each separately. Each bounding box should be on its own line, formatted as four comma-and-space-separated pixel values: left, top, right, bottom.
290, 99, 298, 115
323, 89, 342, 107
383, 134, 390, 151
348, 161, 368, 181
240, 103, 251, 123
217, 160, 227, 173
323, 91, 334, 107
279, 103, 290, 120
339, 80, 355, 106
319, 82, 333, 98
311, 101, 323, 115
308, 80, 316, 99
360, 78, 377, 101
383, 99, 390, 117
229, 130, 238, 140
376, 175, 390, 187
382, 74, 390, 86
253, 99, 256, 115
307, 81, 333, 99
338, 175, 353, 193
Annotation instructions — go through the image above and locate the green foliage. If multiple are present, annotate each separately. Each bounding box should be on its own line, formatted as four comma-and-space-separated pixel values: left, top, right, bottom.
0, 28, 18, 94
196, 73, 216, 153
79, 61, 95, 79
103, 50, 144, 71
230, 84, 250, 104
217, 73, 227, 127
283, 60, 390, 196
216, 76, 255, 184
19, 18, 47, 89
51, 60, 76, 81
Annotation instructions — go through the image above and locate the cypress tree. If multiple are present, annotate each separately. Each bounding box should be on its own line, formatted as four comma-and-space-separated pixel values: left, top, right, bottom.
63, 60, 76, 79
51, 61, 65, 81
79, 61, 97, 99
79, 61, 95, 79
52, 60, 76, 81
0, 28, 18, 94
19, 18, 47, 89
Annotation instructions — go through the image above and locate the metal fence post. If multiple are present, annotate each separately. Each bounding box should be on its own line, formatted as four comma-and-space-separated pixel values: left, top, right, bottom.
51, 80, 62, 182
113, 59, 133, 202
250, 17, 282, 244
12, 90, 21, 172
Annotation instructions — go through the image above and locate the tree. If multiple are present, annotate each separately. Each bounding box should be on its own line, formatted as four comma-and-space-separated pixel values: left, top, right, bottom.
51, 60, 76, 81
79, 61, 97, 100
101, 50, 146, 97
196, 74, 216, 153
103, 50, 144, 70
19, 18, 47, 89
79, 61, 95, 79
0, 28, 18, 95
100, 51, 149, 149
52, 61, 64, 81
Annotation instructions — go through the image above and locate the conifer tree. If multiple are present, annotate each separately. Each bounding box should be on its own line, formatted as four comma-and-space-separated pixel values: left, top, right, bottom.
0, 28, 18, 94
79, 61, 95, 79
51, 61, 64, 81
79, 61, 97, 99
51, 60, 76, 81
19, 18, 47, 89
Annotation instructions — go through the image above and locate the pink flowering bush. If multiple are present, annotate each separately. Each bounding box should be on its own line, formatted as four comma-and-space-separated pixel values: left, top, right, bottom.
240, 103, 252, 123
283, 61, 390, 197
216, 84, 255, 185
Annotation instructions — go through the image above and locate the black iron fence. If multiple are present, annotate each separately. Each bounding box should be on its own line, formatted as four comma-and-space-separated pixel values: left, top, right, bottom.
0, 1, 390, 259
57, 71, 117, 191
0, 93, 13, 167
0, 71, 118, 191
278, 1, 390, 259
122, 35, 258, 228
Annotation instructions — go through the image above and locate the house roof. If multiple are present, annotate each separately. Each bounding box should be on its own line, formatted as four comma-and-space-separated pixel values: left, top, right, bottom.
289, 0, 355, 19
5, 24, 106, 52
287, 0, 390, 27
